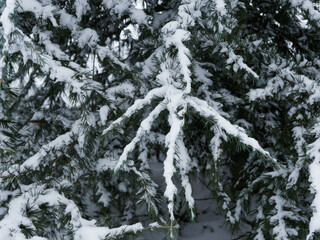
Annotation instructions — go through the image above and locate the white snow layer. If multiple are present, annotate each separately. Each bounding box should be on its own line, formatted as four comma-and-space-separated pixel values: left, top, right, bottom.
2, 120, 81, 178
307, 120, 320, 239
0, 186, 146, 240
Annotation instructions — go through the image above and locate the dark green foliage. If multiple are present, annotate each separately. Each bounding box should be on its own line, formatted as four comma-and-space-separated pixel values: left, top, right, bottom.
1, 0, 320, 239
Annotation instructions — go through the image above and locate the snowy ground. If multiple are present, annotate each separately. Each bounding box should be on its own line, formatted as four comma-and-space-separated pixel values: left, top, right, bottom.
180, 208, 231, 239
181, 181, 231, 240
140, 205, 231, 240
134, 158, 234, 240
140, 182, 232, 240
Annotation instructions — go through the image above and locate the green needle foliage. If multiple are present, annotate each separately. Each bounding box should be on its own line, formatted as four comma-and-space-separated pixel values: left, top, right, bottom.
1, 0, 320, 239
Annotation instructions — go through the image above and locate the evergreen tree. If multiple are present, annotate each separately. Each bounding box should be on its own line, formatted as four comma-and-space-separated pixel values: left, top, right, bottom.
1, 0, 320, 239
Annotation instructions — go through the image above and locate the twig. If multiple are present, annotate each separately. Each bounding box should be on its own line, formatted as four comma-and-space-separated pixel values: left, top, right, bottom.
116, 96, 131, 108
92, 50, 96, 80
14, 30, 43, 61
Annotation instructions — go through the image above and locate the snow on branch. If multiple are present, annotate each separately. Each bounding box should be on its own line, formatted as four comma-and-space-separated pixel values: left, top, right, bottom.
100, 0, 278, 227
188, 96, 278, 165
288, 0, 320, 21
0, 185, 146, 240
254, 206, 266, 240
224, 48, 259, 79
97, 45, 133, 72
163, 25, 192, 93
0, 0, 15, 84
287, 126, 307, 189
1, 120, 81, 178
163, 106, 184, 222
270, 191, 298, 240
0, 0, 128, 96
210, 127, 226, 163
102, 86, 168, 135
307, 119, 320, 239
18, 0, 58, 26
176, 136, 196, 219
114, 100, 167, 171
214, 0, 227, 15
248, 53, 320, 107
